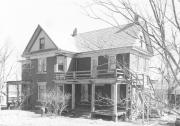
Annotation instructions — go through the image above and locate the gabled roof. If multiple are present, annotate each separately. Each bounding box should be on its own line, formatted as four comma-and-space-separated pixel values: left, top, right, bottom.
22, 25, 58, 57
75, 23, 153, 54
22, 23, 153, 58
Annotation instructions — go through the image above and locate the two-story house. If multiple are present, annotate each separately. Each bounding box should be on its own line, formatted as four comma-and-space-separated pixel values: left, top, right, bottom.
21, 23, 153, 121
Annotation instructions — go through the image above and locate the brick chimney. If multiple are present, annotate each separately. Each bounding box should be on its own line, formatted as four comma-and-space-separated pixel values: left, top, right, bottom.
72, 28, 77, 37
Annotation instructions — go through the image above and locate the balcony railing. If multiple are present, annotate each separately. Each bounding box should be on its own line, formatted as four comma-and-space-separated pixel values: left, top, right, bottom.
54, 68, 127, 80
54, 71, 91, 80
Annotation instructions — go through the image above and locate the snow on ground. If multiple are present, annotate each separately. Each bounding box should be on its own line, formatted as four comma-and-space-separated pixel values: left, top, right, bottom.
0, 110, 143, 126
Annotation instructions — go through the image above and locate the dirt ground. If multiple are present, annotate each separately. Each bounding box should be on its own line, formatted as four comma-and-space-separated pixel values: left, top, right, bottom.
0, 110, 176, 126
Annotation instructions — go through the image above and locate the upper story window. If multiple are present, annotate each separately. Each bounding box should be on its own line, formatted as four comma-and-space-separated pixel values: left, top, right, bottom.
137, 32, 146, 50
38, 58, 46, 73
116, 53, 129, 69
22, 60, 31, 72
140, 35, 143, 47
39, 38, 45, 50
97, 55, 108, 70
55, 56, 65, 72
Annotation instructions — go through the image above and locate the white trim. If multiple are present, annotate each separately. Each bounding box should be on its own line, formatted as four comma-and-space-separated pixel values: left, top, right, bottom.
23, 50, 74, 59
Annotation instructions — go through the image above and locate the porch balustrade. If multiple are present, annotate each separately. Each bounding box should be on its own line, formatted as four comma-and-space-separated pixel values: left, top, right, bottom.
54, 68, 128, 80
54, 71, 91, 80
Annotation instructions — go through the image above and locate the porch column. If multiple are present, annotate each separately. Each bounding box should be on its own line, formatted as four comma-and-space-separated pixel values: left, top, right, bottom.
91, 82, 95, 112
72, 84, 75, 109
113, 83, 118, 122
111, 85, 114, 100
6, 83, 9, 109
63, 84, 65, 105
17, 84, 19, 103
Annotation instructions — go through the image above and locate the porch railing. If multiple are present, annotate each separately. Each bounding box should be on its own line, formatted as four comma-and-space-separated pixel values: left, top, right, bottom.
54, 69, 147, 85
54, 71, 91, 80
54, 69, 127, 80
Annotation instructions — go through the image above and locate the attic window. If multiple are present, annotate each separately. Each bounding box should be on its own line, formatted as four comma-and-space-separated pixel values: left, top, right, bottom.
140, 35, 143, 47
39, 38, 45, 50
138, 32, 146, 49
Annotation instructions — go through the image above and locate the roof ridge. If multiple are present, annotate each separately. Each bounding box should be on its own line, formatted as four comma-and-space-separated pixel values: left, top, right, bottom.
77, 23, 134, 36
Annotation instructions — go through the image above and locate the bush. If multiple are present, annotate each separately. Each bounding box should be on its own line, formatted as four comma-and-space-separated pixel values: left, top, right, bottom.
41, 88, 71, 116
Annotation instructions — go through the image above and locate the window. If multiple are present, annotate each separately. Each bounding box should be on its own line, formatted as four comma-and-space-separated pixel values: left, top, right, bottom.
39, 38, 45, 50
38, 82, 46, 101
97, 55, 108, 70
38, 58, 46, 73
22, 85, 30, 97
137, 32, 146, 50
116, 53, 129, 69
55, 56, 64, 72
140, 35, 143, 47
109, 56, 116, 70
22, 60, 31, 72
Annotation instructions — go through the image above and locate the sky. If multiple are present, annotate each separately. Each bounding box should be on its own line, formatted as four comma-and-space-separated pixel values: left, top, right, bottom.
0, 0, 116, 80
0, 0, 160, 81
0, 0, 113, 53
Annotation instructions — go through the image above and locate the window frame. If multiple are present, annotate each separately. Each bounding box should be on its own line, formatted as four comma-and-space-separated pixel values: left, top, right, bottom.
137, 32, 146, 50
97, 55, 109, 70
37, 82, 46, 101
39, 37, 45, 50
22, 60, 31, 72
38, 58, 47, 73
55, 56, 65, 72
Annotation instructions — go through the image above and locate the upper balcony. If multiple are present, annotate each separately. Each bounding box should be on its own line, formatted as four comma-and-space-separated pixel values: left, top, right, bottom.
53, 64, 147, 86
53, 68, 126, 80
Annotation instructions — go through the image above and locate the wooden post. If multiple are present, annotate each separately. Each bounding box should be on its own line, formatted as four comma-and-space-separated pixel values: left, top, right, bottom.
175, 90, 177, 107
17, 84, 19, 103
147, 98, 150, 123
72, 84, 75, 110
91, 83, 95, 113
142, 74, 145, 124
63, 84, 65, 105
142, 94, 144, 124
111, 85, 114, 100
126, 84, 132, 120
113, 83, 118, 122
73, 72, 76, 79
6, 83, 9, 109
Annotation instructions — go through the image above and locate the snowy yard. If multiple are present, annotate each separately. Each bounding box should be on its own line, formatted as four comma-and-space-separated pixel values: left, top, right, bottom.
0, 110, 157, 126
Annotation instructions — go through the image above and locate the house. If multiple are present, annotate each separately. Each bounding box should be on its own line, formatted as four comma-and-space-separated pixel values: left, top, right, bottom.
21, 23, 153, 121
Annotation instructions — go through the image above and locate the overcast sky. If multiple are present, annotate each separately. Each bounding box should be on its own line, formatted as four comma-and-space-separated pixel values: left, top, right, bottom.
0, 0, 114, 54
0, 0, 115, 80
0, 0, 158, 81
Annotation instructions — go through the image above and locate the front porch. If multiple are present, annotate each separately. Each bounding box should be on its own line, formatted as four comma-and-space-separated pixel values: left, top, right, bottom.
56, 81, 129, 122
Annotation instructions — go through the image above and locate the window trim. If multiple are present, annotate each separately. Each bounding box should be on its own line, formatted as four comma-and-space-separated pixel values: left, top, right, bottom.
38, 58, 47, 73
37, 82, 46, 101
55, 56, 65, 72
39, 37, 45, 50
97, 55, 109, 70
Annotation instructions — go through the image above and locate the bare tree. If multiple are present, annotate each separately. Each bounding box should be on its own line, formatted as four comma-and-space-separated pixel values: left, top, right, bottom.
80, 0, 180, 105
82, 0, 180, 92
0, 44, 14, 110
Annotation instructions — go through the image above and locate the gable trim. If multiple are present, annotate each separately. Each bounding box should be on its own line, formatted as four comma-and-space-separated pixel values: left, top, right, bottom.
22, 25, 58, 57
